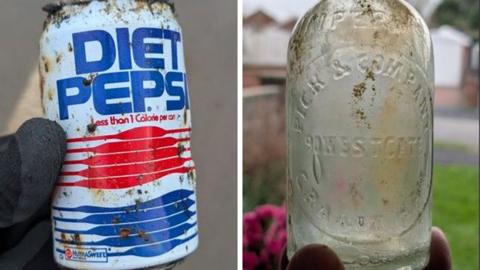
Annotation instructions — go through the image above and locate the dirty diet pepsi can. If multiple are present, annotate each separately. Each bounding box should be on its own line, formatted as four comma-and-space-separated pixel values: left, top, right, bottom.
40, 1, 198, 269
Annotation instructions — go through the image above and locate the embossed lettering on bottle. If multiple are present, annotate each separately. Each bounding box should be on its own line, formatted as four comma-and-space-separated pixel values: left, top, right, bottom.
286, 1, 434, 269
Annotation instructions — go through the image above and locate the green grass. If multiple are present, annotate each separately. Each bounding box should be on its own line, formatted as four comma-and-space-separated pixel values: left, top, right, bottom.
244, 163, 479, 269
432, 164, 479, 270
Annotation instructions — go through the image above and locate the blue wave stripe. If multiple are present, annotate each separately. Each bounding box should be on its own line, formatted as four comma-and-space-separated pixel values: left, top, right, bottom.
55, 222, 196, 247
54, 210, 195, 236
110, 233, 198, 257
54, 199, 194, 224
56, 233, 198, 258
52, 190, 194, 213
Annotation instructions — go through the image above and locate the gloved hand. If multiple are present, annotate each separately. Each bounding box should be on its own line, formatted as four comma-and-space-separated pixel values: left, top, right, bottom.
280, 227, 452, 270
0, 118, 66, 270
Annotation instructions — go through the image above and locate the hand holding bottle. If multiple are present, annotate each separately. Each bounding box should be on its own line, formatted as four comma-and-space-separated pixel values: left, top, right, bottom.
280, 227, 451, 270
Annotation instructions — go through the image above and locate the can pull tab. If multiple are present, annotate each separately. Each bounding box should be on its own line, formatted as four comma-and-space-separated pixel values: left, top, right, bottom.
42, 1, 176, 16
42, 2, 64, 16
42, 1, 94, 16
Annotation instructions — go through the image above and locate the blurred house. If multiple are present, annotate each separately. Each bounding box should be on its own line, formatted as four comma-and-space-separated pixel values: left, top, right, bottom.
243, 11, 291, 170
243, 9, 479, 169
244, 11, 478, 107
472, 43, 479, 70
432, 26, 478, 108
243, 10, 290, 89
467, 42, 479, 107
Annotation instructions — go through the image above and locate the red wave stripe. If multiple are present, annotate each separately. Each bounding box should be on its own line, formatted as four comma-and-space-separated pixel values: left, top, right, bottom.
57, 166, 195, 189
64, 147, 191, 166
62, 157, 192, 178
67, 126, 191, 143
67, 137, 190, 154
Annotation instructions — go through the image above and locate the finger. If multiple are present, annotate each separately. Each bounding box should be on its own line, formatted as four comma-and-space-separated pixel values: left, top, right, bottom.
0, 118, 66, 227
0, 135, 9, 149
0, 220, 52, 270
22, 236, 59, 270
0, 200, 50, 253
280, 247, 289, 270
424, 227, 451, 270
286, 244, 345, 270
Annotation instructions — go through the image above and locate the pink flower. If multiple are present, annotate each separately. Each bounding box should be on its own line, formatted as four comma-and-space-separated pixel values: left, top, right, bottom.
243, 251, 260, 270
243, 205, 287, 270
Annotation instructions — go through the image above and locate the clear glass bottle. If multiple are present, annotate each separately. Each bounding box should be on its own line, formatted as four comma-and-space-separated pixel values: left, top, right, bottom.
286, 0, 434, 269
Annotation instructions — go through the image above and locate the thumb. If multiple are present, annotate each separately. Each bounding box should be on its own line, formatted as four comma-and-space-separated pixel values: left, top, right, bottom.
0, 118, 66, 227
283, 245, 345, 270
424, 227, 451, 270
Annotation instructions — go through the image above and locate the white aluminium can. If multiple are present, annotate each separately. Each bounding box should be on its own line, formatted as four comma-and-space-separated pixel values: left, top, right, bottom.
39, 1, 198, 269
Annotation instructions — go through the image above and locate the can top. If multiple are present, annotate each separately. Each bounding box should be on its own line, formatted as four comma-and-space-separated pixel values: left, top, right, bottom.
42, 0, 176, 30
42, 0, 175, 17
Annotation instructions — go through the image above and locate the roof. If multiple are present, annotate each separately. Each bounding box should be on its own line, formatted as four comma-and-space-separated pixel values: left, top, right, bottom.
243, 0, 317, 23
281, 19, 298, 31
243, 10, 277, 28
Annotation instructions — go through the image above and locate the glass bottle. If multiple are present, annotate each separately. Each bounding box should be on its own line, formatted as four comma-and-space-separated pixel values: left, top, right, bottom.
286, 1, 434, 269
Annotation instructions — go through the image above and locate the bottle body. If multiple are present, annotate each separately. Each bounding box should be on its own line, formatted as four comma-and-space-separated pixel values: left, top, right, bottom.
40, 1, 198, 269
286, 0, 434, 269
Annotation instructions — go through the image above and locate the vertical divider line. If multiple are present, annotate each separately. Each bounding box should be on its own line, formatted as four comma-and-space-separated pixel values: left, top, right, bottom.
237, 0, 244, 269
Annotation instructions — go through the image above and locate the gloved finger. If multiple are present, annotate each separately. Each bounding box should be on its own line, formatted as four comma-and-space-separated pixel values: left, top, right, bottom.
281, 244, 345, 270
0, 200, 50, 253
424, 227, 451, 270
0, 220, 52, 270
0, 118, 66, 228
22, 236, 59, 270
0, 136, 9, 149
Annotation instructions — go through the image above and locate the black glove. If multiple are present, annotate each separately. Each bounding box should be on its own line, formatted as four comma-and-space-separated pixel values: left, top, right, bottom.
0, 118, 66, 270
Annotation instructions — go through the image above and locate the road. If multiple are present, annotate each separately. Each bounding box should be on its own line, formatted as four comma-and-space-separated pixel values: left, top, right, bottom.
434, 116, 479, 153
